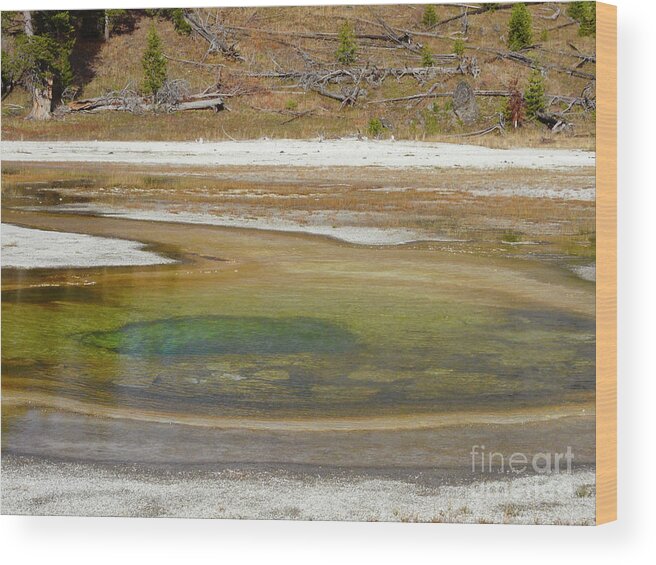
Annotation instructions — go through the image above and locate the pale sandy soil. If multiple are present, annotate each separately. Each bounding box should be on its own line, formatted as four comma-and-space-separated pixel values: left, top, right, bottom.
0, 456, 595, 524
1, 223, 175, 268
2, 139, 595, 169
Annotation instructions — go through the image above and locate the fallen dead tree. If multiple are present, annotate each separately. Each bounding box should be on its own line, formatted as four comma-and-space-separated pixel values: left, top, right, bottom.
370, 88, 593, 112
64, 83, 144, 113
226, 10, 449, 54
371, 12, 424, 54
174, 97, 226, 112
547, 93, 595, 111
62, 82, 226, 115
536, 111, 573, 132
225, 23, 421, 48
248, 104, 327, 124
246, 58, 479, 106
427, 3, 517, 30
311, 83, 362, 106
438, 116, 506, 139
533, 45, 596, 65
248, 61, 474, 84
471, 46, 595, 80
537, 5, 561, 20
183, 9, 243, 61
65, 95, 225, 114
334, 14, 462, 41
369, 88, 510, 104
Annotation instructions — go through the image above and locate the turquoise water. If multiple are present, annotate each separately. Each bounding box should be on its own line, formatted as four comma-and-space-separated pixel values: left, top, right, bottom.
81, 316, 359, 357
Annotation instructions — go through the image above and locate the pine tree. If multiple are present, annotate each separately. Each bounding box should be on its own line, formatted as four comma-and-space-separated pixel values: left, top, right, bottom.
568, 1, 596, 37
422, 5, 437, 28
169, 9, 192, 35
421, 45, 434, 67
142, 26, 167, 95
524, 70, 546, 119
5, 11, 76, 120
453, 38, 465, 57
507, 3, 533, 51
336, 22, 357, 65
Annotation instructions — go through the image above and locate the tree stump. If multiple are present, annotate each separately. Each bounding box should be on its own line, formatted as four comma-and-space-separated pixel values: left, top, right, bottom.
452, 80, 479, 125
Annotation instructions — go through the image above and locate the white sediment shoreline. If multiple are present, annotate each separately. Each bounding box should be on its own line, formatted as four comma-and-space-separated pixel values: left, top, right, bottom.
1, 223, 175, 269
571, 264, 596, 282
0, 456, 595, 524
2, 139, 595, 169
53, 205, 445, 246
468, 185, 596, 202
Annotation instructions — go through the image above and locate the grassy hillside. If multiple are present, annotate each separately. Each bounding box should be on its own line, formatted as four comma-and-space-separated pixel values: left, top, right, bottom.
1, 4, 596, 147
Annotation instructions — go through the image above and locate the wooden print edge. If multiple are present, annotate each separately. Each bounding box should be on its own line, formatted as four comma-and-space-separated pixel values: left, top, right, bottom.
595, 1, 617, 525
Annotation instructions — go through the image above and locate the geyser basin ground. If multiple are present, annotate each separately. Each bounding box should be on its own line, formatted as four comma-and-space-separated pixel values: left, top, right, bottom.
1, 155, 596, 522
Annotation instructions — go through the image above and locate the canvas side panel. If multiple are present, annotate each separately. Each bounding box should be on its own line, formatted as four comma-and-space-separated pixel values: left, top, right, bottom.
595, 1, 617, 526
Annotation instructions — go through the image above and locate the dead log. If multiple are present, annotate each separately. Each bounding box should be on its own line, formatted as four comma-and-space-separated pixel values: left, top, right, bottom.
183, 10, 243, 62
175, 97, 225, 112
334, 15, 458, 41
226, 21, 426, 52
442, 120, 505, 138
537, 5, 561, 20
547, 20, 578, 32
536, 111, 573, 132
226, 24, 407, 44
281, 108, 319, 124
470, 46, 595, 80
372, 13, 423, 54
546, 94, 594, 111
427, 3, 517, 30
531, 45, 595, 64
368, 89, 510, 104
251, 60, 482, 106
370, 89, 592, 109
311, 83, 363, 106
246, 60, 476, 95
65, 88, 225, 115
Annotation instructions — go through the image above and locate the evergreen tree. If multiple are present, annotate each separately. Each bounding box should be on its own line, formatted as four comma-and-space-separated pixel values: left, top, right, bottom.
421, 45, 434, 67
336, 22, 357, 65
453, 38, 465, 57
144, 9, 192, 35
507, 3, 533, 51
169, 9, 192, 35
422, 5, 438, 28
567, 1, 596, 37
368, 117, 384, 138
142, 26, 167, 96
4, 11, 76, 119
524, 70, 546, 119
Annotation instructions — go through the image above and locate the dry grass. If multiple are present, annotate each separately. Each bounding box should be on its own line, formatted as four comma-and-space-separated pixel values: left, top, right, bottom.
2, 4, 596, 148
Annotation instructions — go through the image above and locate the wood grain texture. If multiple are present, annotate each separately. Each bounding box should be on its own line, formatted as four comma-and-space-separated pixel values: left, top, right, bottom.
595, 1, 617, 525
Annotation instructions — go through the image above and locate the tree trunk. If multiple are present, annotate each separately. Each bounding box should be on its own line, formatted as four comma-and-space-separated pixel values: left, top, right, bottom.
27, 77, 53, 120
104, 13, 110, 41
23, 11, 33, 36
23, 10, 53, 120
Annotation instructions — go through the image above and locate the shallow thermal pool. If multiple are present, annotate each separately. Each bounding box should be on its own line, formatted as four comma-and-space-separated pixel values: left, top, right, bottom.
2, 257, 595, 420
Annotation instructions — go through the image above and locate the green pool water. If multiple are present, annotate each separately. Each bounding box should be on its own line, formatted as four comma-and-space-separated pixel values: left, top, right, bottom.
81, 316, 359, 357
2, 260, 595, 419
